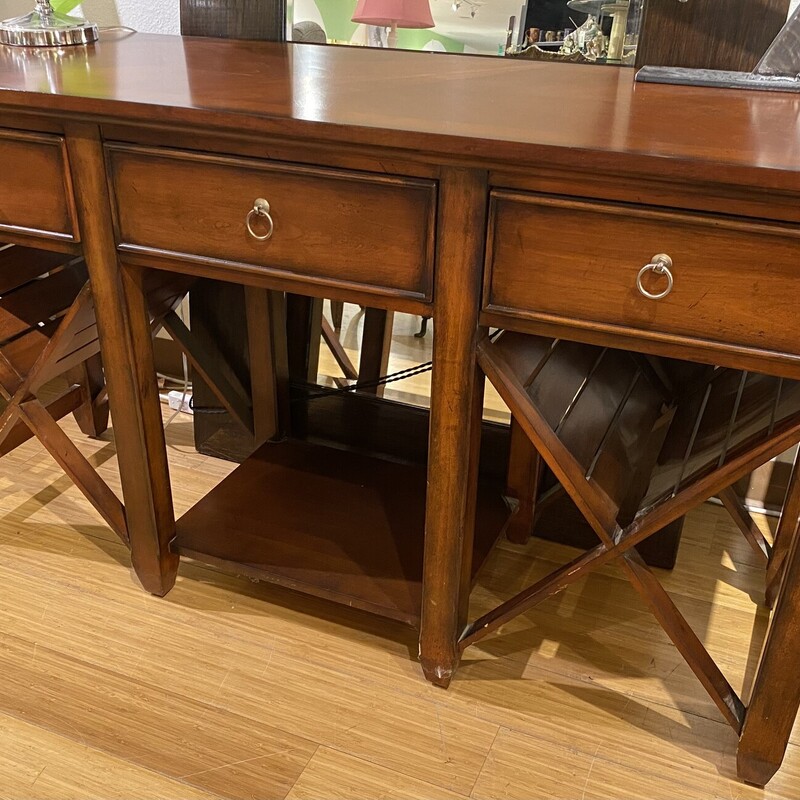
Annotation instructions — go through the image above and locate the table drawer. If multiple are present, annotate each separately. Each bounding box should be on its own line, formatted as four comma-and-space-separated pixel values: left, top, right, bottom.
106, 145, 436, 302
484, 192, 800, 356
0, 131, 77, 243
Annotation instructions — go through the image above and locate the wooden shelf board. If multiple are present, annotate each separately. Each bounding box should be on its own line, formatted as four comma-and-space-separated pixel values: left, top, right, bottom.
173, 439, 510, 625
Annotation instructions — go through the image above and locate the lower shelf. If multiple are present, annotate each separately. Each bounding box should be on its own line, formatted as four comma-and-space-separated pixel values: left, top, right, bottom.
173, 439, 511, 625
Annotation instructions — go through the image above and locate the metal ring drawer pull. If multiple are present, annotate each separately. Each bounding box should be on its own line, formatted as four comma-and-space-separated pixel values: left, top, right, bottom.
637, 253, 674, 300
246, 197, 274, 241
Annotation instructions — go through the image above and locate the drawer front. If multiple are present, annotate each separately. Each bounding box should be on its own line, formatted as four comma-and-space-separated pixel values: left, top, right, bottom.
485, 192, 800, 356
107, 145, 436, 301
0, 131, 77, 242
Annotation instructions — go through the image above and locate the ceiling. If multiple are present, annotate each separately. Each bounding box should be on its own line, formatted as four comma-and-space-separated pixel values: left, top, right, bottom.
429, 0, 527, 53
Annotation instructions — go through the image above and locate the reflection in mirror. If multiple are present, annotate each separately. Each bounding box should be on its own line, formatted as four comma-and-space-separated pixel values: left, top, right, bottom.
287, 0, 644, 64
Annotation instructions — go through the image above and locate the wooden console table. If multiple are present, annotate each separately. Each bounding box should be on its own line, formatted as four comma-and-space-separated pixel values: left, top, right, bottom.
0, 32, 799, 785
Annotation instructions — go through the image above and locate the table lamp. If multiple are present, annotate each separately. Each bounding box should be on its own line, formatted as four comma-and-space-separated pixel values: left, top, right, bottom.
0, 0, 98, 46
352, 0, 435, 49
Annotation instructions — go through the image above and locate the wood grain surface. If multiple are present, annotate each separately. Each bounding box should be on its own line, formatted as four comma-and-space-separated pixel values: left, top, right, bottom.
0, 32, 799, 188
485, 192, 800, 360
0, 131, 77, 244
106, 144, 436, 302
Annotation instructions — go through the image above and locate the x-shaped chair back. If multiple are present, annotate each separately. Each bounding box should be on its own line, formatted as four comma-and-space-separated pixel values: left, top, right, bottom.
0, 245, 191, 544
467, 331, 800, 735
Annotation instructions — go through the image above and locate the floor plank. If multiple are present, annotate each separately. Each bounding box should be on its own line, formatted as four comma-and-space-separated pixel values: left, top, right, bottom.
285, 747, 466, 800
0, 711, 226, 800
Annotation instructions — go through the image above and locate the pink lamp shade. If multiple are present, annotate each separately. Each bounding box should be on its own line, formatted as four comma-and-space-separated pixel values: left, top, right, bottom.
351, 0, 434, 29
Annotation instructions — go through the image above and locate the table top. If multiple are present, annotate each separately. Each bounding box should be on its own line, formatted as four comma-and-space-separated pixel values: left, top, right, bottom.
0, 31, 798, 187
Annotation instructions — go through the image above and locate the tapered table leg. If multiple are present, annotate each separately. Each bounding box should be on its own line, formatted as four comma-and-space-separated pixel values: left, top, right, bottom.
66, 122, 178, 596
738, 518, 800, 785
766, 452, 800, 608
419, 167, 487, 688
358, 308, 394, 397
505, 417, 541, 545
70, 352, 109, 437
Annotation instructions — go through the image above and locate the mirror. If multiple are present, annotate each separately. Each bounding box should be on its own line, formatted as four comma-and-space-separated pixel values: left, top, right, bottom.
286, 0, 798, 71
287, 0, 645, 64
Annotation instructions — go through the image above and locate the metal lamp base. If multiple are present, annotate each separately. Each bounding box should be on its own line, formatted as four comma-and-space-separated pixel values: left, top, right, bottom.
0, 8, 98, 47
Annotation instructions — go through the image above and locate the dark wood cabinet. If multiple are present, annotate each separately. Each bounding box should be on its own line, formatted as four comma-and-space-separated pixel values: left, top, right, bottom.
180, 0, 285, 40
637, 0, 791, 71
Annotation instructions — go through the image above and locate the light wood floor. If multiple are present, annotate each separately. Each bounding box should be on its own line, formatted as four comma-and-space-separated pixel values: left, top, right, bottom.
2, 311, 800, 798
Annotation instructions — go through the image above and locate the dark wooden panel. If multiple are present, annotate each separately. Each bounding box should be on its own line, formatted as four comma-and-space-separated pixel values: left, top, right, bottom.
290, 385, 509, 476
735, 458, 795, 511
535, 488, 684, 570
180, 0, 285, 40
0, 246, 75, 294
638, 0, 790, 72
0, 260, 87, 343
291, 386, 684, 568
190, 280, 258, 461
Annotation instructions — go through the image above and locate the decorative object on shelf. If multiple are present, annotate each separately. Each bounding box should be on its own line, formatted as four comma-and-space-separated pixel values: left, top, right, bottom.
0, 0, 98, 47
512, 12, 604, 63
511, 46, 592, 62
516, 0, 643, 63
560, 14, 602, 56
352, 0, 434, 48
526, 26, 541, 45
568, 0, 631, 61
637, 7, 800, 92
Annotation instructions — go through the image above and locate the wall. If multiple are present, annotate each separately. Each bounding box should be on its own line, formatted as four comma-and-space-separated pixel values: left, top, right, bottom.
0, 0, 179, 32
311, 0, 357, 41
397, 27, 464, 53
83, 0, 179, 33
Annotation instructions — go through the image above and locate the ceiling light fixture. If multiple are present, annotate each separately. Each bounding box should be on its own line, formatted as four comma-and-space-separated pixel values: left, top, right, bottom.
448, 0, 483, 19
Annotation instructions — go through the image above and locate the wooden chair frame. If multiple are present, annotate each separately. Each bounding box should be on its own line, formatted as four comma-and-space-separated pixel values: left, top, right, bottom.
0, 248, 129, 541
463, 331, 800, 739
0, 246, 249, 547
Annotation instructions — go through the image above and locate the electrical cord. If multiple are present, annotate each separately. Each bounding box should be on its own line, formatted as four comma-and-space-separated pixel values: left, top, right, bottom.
162, 302, 191, 430
295, 360, 434, 403
169, 328, 506, 415
189, 360, 435, 414
98, 26, 137, 34
189, 395, 228, 414
163, 352, 189, 429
